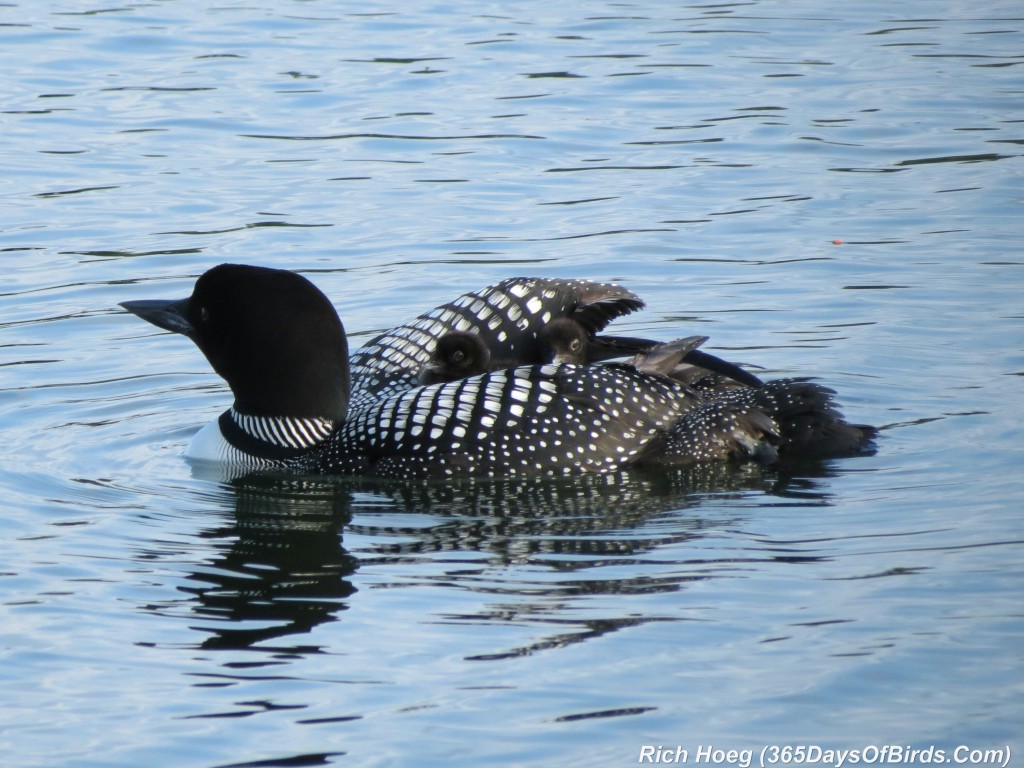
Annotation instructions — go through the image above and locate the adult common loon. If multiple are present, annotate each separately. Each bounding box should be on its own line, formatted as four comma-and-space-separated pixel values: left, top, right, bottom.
120, 264, 874, 478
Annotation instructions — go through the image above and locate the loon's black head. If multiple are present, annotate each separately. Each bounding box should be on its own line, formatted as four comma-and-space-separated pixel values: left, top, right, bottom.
121, 264, 349, 421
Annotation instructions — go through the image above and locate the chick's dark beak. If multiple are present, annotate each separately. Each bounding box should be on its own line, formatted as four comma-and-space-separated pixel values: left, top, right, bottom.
119, 297, 195, 337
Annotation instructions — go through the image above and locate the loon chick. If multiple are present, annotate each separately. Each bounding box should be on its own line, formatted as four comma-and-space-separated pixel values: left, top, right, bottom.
420, 331, 492, 385
538, 317, 766, 389
120, 264, 874, 478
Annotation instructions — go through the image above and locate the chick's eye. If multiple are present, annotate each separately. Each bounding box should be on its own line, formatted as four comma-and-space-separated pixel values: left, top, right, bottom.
570, 339, 582, 352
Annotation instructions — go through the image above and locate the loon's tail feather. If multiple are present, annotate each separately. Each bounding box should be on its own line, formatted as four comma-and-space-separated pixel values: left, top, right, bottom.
645, 377, 874, 466
763, 378, 877, 459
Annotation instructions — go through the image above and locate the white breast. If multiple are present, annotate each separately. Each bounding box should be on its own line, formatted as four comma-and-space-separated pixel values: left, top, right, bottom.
185, 418, 264, 467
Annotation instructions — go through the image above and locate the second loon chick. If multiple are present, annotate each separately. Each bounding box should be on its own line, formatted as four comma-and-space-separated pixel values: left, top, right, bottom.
537, 317, 766, 389
120, 264, 875, 478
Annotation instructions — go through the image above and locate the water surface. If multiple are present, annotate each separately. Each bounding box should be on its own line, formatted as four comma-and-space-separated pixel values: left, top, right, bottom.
1, 2, 1022, 767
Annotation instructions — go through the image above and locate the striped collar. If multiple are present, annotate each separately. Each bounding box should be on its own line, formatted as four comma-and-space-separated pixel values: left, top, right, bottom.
218, 408, 334, 461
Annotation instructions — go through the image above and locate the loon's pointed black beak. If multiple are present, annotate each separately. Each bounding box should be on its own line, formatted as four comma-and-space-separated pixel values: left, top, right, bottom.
119, 297, 195, 337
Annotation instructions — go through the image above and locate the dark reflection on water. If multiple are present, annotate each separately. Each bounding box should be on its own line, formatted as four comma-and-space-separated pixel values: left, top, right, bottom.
168, 463, 842, 655
169, 478, 359, 652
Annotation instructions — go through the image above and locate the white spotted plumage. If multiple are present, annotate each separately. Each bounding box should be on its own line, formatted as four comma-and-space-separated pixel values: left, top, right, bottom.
293, 361, 696, 480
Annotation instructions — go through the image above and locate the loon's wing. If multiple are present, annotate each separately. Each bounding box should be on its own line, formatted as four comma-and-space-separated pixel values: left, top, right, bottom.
347, 278, 644, 413
311, 363, 693, 479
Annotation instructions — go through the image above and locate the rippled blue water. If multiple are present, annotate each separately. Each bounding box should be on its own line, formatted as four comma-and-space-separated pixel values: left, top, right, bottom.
2, 2, 1022, 767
